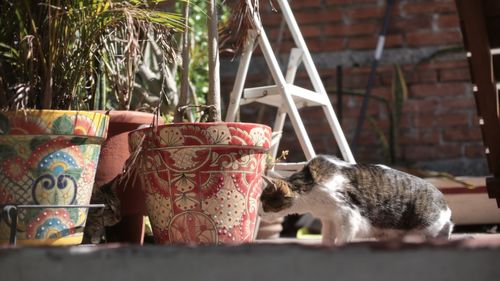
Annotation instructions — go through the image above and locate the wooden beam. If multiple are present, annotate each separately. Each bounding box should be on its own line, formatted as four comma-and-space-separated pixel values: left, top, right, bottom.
456, 0, 500, 177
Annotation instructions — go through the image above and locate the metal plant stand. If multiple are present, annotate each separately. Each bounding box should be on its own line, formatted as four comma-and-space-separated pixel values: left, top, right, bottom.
0, 204, 105, 245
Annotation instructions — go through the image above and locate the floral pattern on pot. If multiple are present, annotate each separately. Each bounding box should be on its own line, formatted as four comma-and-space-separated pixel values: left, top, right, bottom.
0, 110, 108, 245
130, 122, 271, 245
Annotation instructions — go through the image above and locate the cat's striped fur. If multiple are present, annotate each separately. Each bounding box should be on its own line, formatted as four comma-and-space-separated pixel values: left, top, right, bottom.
259, 155, 453, 245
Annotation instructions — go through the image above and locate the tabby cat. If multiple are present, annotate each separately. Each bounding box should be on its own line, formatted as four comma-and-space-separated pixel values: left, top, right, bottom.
83, 176, 121, 244
259, 155, 453, 245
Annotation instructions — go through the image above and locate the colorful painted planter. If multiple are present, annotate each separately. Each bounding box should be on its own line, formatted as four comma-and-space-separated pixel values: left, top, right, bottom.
0, 110, 109, 245
129, 122, 271, 245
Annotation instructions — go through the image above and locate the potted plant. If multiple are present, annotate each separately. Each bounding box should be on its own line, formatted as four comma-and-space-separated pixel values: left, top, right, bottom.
0, 0, 180, 245
128, 0, 272, 245
89, 4, 182, 244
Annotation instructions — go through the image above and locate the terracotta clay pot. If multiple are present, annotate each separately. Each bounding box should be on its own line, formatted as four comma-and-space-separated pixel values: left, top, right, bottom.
94, 111, 162, 244
0, 110, 109, 245
129, 122, 271, 245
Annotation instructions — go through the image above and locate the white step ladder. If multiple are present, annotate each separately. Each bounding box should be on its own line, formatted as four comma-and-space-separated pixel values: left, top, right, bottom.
225, 0, 355, 170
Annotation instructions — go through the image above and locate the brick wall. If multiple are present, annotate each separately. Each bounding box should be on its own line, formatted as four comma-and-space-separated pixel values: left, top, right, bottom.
220, 0, 487, 176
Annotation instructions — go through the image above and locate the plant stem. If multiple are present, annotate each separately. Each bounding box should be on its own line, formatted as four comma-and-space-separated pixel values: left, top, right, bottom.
175, 0, 191, 122
207, 0, 221, 122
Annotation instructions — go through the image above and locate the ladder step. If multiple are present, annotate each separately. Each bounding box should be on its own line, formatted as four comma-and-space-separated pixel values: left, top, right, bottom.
242, 84, 330, 108
273, 162, 307, 171
267, 162, 307, 178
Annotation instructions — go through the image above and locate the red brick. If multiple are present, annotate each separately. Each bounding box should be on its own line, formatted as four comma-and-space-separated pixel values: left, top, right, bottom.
391, 17, 433, 32
357, 148, 388, 163
465, 144, 486, 158
345, 6, 385, 20
417, 60, 468, 70
308, 38, 346, 52
437, 14, 460, 29
403, 144, 462, 161
326, 0, 379, 5
387, 68, 438, 85
343, 74, 370, 89
291, 0, 322, 9
442, 127, 483, 142
400, 129, 440, 145
295, 10, 343, 25
402, 145, 436, 161
402, 2, 457, 16
347, 34, 404, 50
356, 130, 382, 146
410, 83, 471, 98
371, 86, 392, 100
341, 98, 382, 119
411, 69, 439, 84
436, 112, 470, 127
443, 97, 476, 110
403, 99, 440, 114
439, 68, 471, 82
267, 25, 322, 40
347, 66, 373, 75
436, 144, 463, 158
406, 30, 462, 46
412, 112, 470, 128
412, 114, 437, 128
325, 22, 379, 37
261, 14, 284, 27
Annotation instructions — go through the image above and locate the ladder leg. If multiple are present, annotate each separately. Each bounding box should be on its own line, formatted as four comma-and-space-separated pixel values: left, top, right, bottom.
285, 48, 303, 83
278, 0, 325, 95
225, 31, 258, 122
322, 103, 355, 163
277, 0, 355, 163
269, 49, 301, 158
256, 28, 316, 160
270, 108, 287, 158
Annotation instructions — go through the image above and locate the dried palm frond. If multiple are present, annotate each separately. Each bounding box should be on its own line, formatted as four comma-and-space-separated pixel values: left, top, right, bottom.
0, 0, 183, 111
219, 0, 260, 57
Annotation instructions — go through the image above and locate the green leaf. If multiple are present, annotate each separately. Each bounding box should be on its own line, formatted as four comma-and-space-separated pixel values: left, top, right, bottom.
0, 113, 11, 134
52, 115, 74, 135
367, 116, 390, 163
391, 64, 409, 125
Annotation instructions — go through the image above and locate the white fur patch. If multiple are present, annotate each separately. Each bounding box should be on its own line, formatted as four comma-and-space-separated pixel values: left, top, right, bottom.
376, 164, 392, 170
426, 207, 452, 237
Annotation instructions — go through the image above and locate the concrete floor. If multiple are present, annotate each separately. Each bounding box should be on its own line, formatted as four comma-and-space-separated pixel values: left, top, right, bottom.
1, 234, 500, 281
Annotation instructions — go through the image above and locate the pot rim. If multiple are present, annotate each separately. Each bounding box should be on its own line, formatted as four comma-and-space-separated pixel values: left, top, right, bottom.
128, 122, 272, 150
0, 110, 109, 139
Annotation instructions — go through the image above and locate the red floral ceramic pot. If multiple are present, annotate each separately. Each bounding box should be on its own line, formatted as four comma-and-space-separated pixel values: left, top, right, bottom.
129, 122, 271, 245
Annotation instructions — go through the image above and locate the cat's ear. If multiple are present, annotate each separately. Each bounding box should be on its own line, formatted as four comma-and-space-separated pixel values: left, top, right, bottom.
305, 157, 329, 183
274, 178, 294, 198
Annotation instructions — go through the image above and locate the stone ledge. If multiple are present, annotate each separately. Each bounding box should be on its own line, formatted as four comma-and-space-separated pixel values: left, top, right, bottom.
2, 237, 500, 281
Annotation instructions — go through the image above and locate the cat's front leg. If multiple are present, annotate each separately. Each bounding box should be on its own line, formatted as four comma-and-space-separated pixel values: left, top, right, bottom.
320, 219, 337, 246
332, 214, 363, 244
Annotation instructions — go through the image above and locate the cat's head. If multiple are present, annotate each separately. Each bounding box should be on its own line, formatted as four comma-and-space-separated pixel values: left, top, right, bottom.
259, 175, 296, 214
281, 155, 340, 191
259, 155, 341, 217
259, 163, 319, 216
